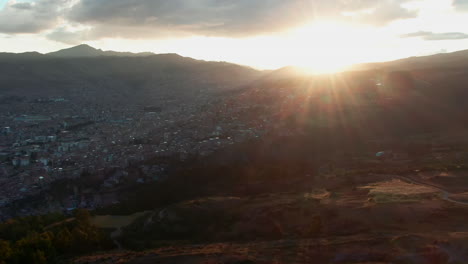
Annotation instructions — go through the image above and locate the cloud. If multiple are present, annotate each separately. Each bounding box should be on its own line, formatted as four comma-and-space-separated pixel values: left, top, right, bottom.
10, 2, 34, 10
351, 1, 418, 26
0, 0, 70, 34
453, 0, 468, 11
51, 0, 416, 43
0, 0, 418, 41
400, 31, 468, 40
67, 0, 320, 37
46, 27, 89, 45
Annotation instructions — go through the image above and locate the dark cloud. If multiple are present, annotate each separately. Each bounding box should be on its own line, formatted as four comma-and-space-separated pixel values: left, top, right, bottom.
0, 0, 70, 34
0, 0, 418, 41
453, 0, 468, 11
48, 0, 416, 43
67, 0, 322, 37
400, 31, 468, 40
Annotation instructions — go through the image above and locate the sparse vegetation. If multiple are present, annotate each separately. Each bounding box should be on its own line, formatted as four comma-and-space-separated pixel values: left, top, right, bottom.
0, 209, 113, 264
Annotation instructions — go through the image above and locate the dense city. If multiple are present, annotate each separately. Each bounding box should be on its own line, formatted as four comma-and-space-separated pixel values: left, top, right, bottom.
0, 82, 279, 217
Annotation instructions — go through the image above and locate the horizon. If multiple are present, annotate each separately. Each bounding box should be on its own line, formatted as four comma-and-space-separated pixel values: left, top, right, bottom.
1, 43, 465, 73
1, 0, 468, 72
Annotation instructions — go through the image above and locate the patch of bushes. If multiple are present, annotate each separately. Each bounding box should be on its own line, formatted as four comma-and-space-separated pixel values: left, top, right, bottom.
0, 209, 114, 264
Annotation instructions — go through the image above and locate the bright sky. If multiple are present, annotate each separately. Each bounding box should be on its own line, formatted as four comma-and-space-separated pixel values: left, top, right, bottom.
1, 0, 468, 72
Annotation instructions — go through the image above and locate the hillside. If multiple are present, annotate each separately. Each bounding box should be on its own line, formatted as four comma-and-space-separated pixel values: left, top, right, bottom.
0, 46, 262, 103
354, 49, 468, 71
73, 51, 468, 263
2, 47, 468, 263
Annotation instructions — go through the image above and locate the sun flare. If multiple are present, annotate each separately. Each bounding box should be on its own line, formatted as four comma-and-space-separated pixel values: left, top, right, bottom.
285, 21, 375, 73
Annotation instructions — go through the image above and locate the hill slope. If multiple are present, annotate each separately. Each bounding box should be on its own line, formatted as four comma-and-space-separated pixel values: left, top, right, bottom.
0, 49, 262, 103
354, 49, 468, 71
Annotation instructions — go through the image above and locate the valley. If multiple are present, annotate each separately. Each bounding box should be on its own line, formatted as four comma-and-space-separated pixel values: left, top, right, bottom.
2, 46, 468, 263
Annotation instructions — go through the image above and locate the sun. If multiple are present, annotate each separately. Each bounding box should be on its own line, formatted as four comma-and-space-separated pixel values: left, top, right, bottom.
285, 21, 373, 74
295, 60, 351, 75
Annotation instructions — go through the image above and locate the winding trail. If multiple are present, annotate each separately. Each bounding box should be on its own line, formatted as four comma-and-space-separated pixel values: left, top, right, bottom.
394, 175, 468, 206
110, 228, 123, 250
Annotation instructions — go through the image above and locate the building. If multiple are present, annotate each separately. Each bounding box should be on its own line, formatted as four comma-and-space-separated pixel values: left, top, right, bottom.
20, 156, 30, 167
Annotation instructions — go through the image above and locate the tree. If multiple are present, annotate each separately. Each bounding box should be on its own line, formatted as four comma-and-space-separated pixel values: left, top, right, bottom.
0, 240, 12, 264
15, 232, 56, 264
75, 208, 91, 226
53, 228, 73, 254
31, 250, 47, 264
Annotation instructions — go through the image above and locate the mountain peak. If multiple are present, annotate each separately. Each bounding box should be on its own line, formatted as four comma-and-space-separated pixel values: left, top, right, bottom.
74, 44, 93, 48
47, 44, 103, 58
71, 44, 98, 50
47, 44, 155, 58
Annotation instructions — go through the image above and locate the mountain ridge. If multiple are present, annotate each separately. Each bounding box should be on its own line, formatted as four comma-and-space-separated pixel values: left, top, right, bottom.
3, 44, 468, 73
47, 44, 155, 58
353, 49, 468, 71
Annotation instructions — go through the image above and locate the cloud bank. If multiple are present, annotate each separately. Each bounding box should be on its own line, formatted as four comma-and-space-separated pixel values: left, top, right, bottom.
401, 31, 468, 41
0, 0, 69, 34
0, 0, 420, 44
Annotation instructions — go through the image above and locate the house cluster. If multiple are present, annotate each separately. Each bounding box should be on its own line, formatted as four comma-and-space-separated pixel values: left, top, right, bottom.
0, 87, 279, 217
1, 78, 371, 218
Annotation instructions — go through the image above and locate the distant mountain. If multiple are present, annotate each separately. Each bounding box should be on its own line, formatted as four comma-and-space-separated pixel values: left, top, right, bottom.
0, 52, 44, 60
263, 49, 468, 80
0, 48, 263, 102
261, 66, 317, 81
47, 44, 154, 58
353, 49, 468, 71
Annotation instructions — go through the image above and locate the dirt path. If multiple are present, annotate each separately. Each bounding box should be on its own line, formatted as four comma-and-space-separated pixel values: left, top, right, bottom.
44, 217, 76, 230
395, 175, 468, 206
110, 228, 123, 250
